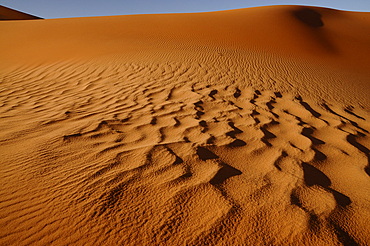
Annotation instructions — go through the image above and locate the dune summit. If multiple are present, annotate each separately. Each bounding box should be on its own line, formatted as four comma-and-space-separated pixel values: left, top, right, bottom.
0, 5, 370, 246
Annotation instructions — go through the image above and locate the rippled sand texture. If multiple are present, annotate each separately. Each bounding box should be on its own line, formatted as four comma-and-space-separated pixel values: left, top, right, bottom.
1, 5, 370, 246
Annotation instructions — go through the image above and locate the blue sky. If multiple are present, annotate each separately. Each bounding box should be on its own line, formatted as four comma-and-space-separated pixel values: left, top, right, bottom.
2, 0, 370, 19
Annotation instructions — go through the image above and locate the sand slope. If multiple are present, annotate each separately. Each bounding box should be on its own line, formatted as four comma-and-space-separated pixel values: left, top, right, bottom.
0, 5, 370, 246
0, 5, 42, 20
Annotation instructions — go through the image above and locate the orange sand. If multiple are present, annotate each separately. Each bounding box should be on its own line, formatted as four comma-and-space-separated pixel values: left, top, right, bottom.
0, 5, 369, 245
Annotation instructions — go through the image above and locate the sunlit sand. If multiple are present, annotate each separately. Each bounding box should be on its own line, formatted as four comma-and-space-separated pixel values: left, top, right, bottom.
1, 5, 369, 245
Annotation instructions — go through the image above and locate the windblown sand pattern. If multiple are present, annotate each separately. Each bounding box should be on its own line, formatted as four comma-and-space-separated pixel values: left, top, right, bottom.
0, 5, 370, 246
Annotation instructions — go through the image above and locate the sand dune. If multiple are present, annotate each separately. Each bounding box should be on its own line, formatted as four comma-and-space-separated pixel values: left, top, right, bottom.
0, 5, 370, 246
0, 5, 42, 20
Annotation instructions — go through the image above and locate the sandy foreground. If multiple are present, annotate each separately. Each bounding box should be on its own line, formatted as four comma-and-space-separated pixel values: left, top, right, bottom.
0, 5, 370, 245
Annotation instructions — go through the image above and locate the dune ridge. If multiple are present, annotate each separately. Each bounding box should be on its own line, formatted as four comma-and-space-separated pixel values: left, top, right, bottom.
0, 5, 370, 246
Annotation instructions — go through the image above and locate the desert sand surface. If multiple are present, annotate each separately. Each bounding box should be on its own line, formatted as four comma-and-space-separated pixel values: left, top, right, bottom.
0, 5, 370, 245
0, 5, 42, 21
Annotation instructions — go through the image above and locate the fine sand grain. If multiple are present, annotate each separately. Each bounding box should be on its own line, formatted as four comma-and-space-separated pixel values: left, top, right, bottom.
0, 5, 369, 246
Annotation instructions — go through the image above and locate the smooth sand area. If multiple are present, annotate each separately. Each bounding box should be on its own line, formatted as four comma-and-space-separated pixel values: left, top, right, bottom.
0, 5, 369, 245
0, 5, 42, 20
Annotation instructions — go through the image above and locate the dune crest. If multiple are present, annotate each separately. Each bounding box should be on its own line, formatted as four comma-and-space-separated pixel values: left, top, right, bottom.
0, 5, 370, 246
